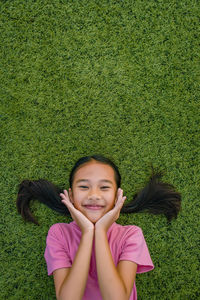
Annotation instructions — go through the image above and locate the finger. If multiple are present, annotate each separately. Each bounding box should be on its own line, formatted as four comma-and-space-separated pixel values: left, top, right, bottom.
60, 189, 72, 201
118, 188, 124, 198
60, 196, 70, 205
60, 191, 74, 208
60, 189, 68, 198
117, 188, 122, 197
116, 188, 125, 202
115, 188, 122, 203
63, 189, 70, 199
115, 195, 126, 210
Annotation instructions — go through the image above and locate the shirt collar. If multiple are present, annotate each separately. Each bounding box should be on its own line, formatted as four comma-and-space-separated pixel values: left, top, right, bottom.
71, 220, 117, 234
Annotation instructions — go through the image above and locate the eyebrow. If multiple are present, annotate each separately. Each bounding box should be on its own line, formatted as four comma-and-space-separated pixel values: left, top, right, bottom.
76, 179, 113, 185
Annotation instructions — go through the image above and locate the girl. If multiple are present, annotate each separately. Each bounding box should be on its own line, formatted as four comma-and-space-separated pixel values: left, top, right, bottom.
16, 155, 181, 300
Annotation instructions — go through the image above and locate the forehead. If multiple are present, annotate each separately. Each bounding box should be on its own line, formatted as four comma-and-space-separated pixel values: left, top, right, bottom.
74, 161, 115, 182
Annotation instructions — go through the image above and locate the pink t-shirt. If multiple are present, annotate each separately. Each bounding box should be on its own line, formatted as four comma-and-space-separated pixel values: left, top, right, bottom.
44, 221, 154, 300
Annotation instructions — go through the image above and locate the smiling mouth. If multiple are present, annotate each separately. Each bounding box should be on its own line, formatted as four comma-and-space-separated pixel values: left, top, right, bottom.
83, 205, 105, 210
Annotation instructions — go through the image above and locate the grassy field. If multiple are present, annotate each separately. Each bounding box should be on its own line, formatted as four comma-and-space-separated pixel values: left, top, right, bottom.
0, 0, 199, 299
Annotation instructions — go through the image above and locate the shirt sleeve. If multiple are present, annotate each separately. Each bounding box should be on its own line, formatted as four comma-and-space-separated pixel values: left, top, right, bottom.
44, 224, 72, 276
119, 226, 154, 273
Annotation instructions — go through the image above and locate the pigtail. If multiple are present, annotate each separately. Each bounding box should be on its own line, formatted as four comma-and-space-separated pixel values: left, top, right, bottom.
16, 179, 69, 225
121, 167, 181, 222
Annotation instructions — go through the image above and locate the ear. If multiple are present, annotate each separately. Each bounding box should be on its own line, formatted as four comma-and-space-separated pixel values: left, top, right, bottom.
68, 188, 74, 204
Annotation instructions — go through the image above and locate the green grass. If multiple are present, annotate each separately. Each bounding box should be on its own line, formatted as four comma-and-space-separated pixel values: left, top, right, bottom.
0, 0, 199, 299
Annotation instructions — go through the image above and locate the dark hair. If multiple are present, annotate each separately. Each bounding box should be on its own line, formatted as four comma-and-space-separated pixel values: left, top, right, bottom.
16, 155, 181, 225
69, 155, 121, 188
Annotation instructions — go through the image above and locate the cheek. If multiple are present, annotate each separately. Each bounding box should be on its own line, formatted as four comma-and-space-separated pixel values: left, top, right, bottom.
72, 200, 83, 211
108, 192, 117, 208
72, 191, 84, 206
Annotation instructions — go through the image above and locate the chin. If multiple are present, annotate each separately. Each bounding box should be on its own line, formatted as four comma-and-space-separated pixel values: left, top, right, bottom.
88, 216, 101, 224
90, 219, 99, 224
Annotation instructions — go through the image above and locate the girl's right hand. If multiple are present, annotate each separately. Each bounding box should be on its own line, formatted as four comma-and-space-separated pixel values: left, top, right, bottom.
60, 189, 94, 235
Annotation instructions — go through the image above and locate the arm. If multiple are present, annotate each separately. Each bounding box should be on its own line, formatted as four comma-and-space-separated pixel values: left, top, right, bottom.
95, 188, 137, 300
54, 230, 94, 300
55, 190, 95, 300
95, 229, 137, 300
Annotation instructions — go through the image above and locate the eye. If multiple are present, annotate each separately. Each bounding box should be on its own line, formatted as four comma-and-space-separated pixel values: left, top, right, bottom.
101, 186, 110, 189
79, 186, 88, 189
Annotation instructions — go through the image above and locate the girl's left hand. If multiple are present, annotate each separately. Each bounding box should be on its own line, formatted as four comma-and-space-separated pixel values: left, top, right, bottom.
95, 188, 126, 233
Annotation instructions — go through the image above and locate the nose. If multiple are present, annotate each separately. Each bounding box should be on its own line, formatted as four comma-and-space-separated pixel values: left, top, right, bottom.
88, 187, 101, 200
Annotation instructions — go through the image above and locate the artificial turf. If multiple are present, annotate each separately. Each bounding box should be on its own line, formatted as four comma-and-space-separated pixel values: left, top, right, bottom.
0, 0, 199, 299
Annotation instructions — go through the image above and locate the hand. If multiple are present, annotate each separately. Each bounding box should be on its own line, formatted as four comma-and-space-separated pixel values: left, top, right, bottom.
60, 189, 94, 235
95, 188, 126, 233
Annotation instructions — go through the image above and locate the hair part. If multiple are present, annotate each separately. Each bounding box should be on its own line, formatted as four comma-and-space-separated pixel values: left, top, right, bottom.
69, 155, 121, 188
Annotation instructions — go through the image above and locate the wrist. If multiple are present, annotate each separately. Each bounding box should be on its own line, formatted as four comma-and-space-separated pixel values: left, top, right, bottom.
95, 226, 107, 236
82, 228, 95, 238
95, 221, 111, 234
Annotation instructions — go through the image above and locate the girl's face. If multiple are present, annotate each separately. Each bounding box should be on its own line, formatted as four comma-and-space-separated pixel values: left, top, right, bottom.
69, 161, 118, 223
